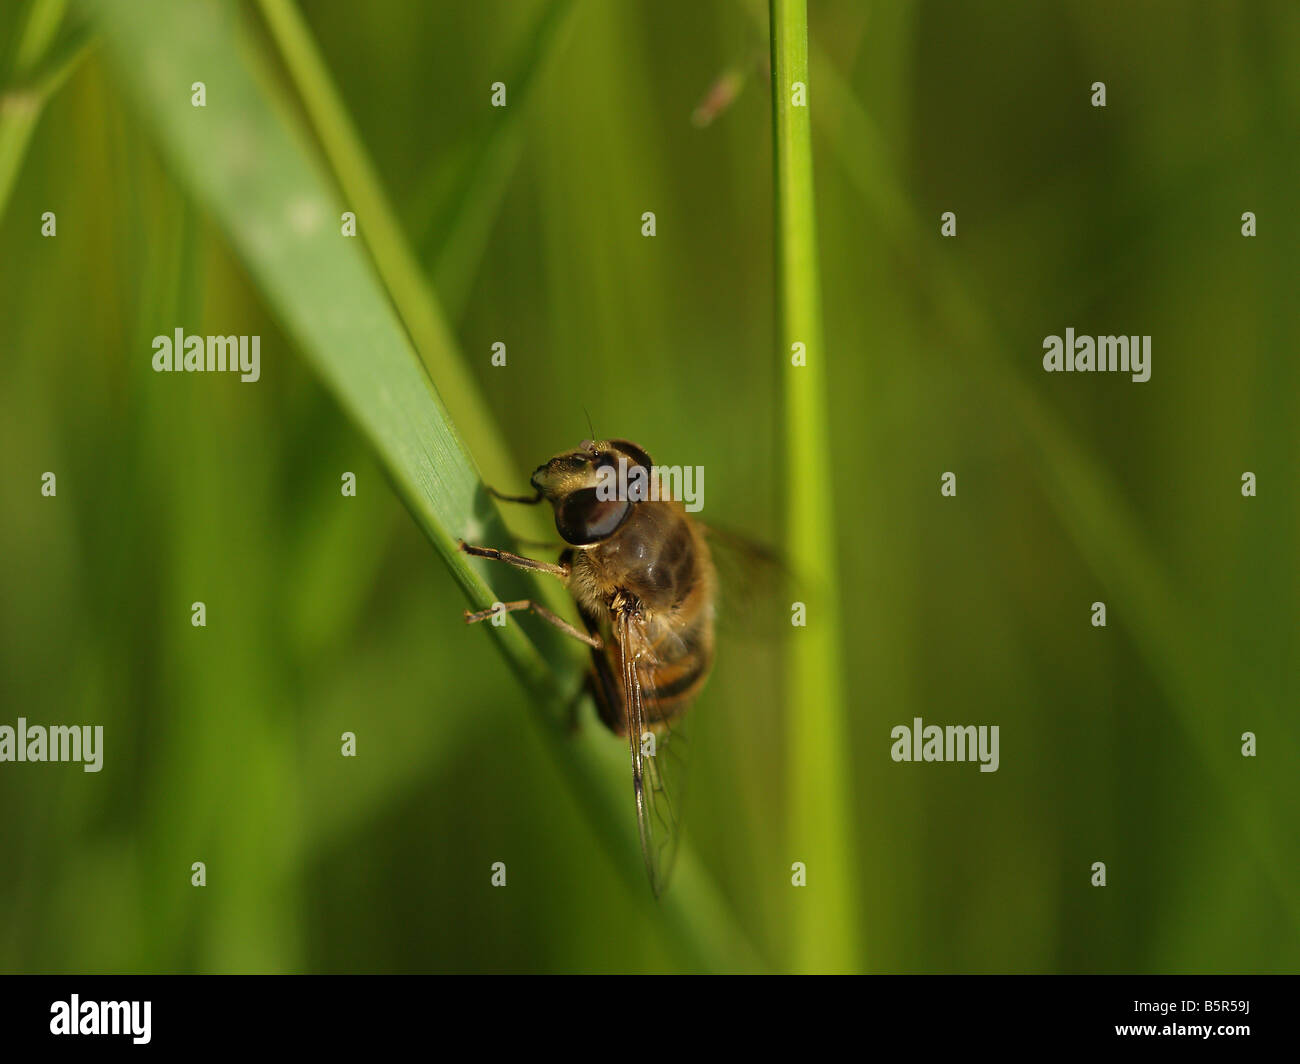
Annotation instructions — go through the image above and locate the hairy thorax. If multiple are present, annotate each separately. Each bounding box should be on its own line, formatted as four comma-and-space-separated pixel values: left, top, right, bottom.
568, 501, 711, 659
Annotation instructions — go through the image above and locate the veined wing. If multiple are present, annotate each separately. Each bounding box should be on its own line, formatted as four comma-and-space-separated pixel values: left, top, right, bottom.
698, 521, 794, 637
614, 606, 690, 898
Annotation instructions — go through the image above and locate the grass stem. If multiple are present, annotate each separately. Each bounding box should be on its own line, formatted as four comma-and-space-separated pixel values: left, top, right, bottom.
769, 0, 862, 973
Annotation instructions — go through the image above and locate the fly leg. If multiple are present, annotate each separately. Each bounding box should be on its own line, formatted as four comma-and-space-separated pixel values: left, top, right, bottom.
463, 599, 601, 649
578, 603, 625, 736
457, 540, 569, 579
485, 485, 542, 505
478, 485, 558, 546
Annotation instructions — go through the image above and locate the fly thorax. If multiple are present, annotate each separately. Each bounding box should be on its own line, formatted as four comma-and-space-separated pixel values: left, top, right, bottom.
600, 507, 696, 611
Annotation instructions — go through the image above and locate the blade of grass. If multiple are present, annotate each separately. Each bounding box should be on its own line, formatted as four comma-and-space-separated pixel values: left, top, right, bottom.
251, 0, 523, 498
7, 0, 67, 74
83, 0, 764, 972
0, 0, 93, 220
769, 0, 862, 973
255, 0, 574, 662
412, 0, 577, 320
748, 6, 1300, 930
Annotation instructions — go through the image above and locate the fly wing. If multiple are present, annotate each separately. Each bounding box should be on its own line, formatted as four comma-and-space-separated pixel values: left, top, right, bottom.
698, 522, 794, 638
615, 608, 690, 898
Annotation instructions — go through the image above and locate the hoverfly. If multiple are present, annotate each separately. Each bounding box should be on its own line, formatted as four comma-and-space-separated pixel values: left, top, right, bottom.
459, 439, 714, 896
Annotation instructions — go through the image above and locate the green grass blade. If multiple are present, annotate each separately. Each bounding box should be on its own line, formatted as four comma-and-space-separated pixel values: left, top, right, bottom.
769, 0, 862, 973
8, 0, 68, 74
82, 0, 765, 971
252, 0, 521, 494
0, 0, 92, 221
412, 0, 576, 320
85, 0, 561, 701
753, 13, 1300, 932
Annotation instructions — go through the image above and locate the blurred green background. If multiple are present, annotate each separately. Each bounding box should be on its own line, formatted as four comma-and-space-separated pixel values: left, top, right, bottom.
1, 0, 1297, 973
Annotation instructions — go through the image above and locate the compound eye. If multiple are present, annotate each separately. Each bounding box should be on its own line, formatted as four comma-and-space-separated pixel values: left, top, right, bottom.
555, 488, 631, 545
609, 439, 653, 471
